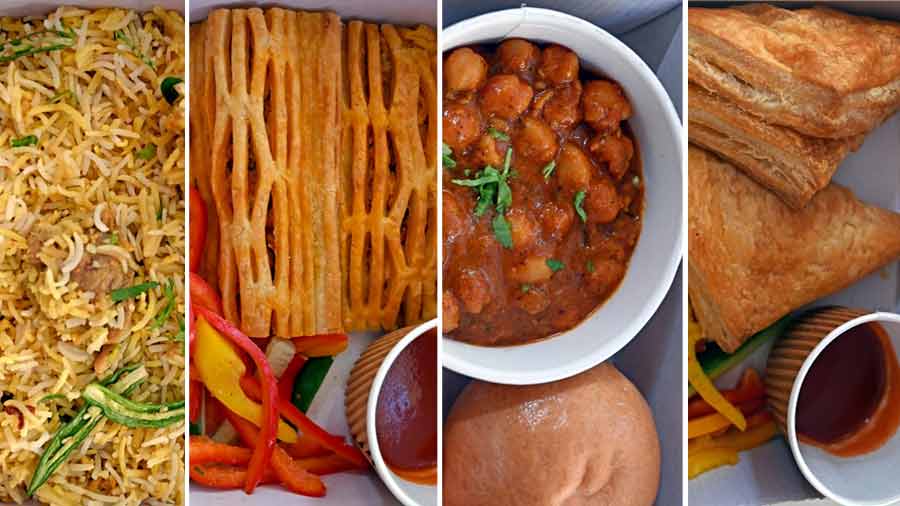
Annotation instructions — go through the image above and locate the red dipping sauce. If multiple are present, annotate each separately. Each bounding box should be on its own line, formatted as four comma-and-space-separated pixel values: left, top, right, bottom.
375, 328, 438, 484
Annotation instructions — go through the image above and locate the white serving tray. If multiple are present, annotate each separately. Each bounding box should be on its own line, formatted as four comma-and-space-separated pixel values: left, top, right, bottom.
687, 3, 900, 504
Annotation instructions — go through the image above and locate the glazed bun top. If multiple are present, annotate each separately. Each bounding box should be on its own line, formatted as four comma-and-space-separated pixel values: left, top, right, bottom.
443, 362, 661, 506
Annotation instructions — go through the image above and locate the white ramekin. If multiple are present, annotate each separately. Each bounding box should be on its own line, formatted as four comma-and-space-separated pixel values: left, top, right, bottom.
442, 7, 684, 385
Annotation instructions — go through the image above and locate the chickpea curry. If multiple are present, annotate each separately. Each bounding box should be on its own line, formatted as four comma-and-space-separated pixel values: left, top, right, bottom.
442, 39, 644, 346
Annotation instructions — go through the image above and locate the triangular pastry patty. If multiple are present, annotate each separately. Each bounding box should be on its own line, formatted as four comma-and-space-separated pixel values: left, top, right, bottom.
689, 145, 900, 352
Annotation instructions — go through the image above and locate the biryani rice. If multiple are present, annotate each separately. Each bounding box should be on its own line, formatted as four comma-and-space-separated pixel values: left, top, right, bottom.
0, 7, 184, 505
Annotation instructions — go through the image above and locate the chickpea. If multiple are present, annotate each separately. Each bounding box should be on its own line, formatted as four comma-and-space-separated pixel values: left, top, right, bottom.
442, 102, 483, 152
539, 199, 574, 239
582, 80, 633, 133
473, 133, 504, 169
542, 81, 582, 132
497, 38, 540, 74
538, 45, 579, 86
443, 189, 470, 245
510, 255, 554, 284
587, 256, 625, 294
556, 143, 592, 192
584, 178, 622, 224
589, 133, 634, 180
444, 47, 488, 94
506, 207, 539, 251
515, 285, 550, 315
512, 117, 559, 167
457, 269, 491, 314
443, 290, 460, 333
479, 74, 533, 121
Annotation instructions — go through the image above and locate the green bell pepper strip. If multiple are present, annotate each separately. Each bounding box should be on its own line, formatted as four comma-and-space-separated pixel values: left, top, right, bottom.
28, 364, 148, 495
81, 383, 184, 428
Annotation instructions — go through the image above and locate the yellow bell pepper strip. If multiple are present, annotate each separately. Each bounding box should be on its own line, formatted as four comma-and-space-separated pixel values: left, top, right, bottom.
689, 368, 764, 419
193, 315, 297, 444
688, 320, 747, 431
688, 447, 739, 479
690, 417, 778, 456
292, 334, 349, 357
689, 412, 733, 439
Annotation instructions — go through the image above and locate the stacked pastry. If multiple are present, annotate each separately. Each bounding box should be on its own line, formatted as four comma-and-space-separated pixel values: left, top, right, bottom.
688, 4, 900, 352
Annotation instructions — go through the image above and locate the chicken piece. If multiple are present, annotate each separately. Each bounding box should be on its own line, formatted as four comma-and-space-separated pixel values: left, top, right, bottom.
542, 81, 582, 132
539, 199, 574, 239
589, 132, 634, 180
538, 45, 579, 86
443, 291, 460, 333
497, 39, 540, 74
443, 103, 483, 152
444, 48, 488, 94
515, 285, 550, 315
556, 142, 592, 192
583, 178, 622, 224
513, 117, 559, 168
582, 80, 632, 133
456, 269, 491, 315
71, 253, 129, 296
479, 75, 533, 121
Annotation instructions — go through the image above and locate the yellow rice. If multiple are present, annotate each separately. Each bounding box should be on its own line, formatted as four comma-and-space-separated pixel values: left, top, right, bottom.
0, 7, 184, 505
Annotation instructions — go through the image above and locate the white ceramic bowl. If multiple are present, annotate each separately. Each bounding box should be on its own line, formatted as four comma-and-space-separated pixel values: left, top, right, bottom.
366, 320, 438, 506
786, 312, 900, 506
442, 7, 683, 385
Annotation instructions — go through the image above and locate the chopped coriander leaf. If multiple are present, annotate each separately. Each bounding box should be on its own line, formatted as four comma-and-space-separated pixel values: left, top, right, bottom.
492, 214, 513, 249
520, 284, 531, 293
110, 281, 159, 302
136, 144, 156, 160
487, 127, 509, 141
474, 181, 496, 217
503, 147, 513, 173
0, 30, 74, 62
442, 142, 456, 169
587, 260, 595, 273
38, 393, 67, 403
464, 169, 470, 176
160, 76, 183, 104
574, 190, 587, 223
107, 233, 119, 245
546, 259, 564, 272
10, 135, 37, 148
114, 30, 155, 69
542, 161, 556, 180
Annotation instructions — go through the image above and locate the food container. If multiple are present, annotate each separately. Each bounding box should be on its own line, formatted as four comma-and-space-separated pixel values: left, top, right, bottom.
186, 3, 436, 506
765, 308, 900, 506
346, 320, 438, 506
687, 4, 900, 505
441, 7, 684, 386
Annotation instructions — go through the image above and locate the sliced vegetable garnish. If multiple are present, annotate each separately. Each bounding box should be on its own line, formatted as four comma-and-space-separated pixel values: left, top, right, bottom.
136, 144, 156, 160
107, 232, 119, 245
11, 135, 37, 148
37, 393, 66, 403
110, 281, 159, 302
278, 354, 308, 402
546, 259, 564, 272
292, 334, 348, 357
520, 284, 531, 293
574, 190, 587, 222
189, 436, 252, 465
114, 29, 155, 69
0, 29, 74, 63
152, 279, 176, 329
442, 142, 456, 168
487, 127, 509, 141
586, 260, 595, 273
190, 273, 223, 315
688, 318, 747, 431
541, 160, 556, 180
160, 76, 183, 104
82, 383, 184, 428
291, 356, 333, 413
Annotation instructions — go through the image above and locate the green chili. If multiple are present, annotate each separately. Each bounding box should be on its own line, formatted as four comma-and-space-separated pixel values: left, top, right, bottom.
82, 383, 184, 429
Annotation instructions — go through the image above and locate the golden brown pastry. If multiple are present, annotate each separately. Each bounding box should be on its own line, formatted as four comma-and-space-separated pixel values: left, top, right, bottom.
688, 83, 863, 209
443, 363, 660, 506
689, 145, 900, 352
689, 5, 900, 138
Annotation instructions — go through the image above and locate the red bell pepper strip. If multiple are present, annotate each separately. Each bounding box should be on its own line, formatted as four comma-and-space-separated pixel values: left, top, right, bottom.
226, 411, 327, 497
189, 186, 207, 273
190, 463, 278, 489
190, 273, 223, 316
688, 369, 766, 419
278, 354, 308, 401
195, 308, 277, 494
240, 376, 368, 468
285, 435, 330, 460
190, 437, 252, 466
293, 334, 349, 357
204, 392, 227, 436
297, 454, 362, 475
189, 380, 202, 423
